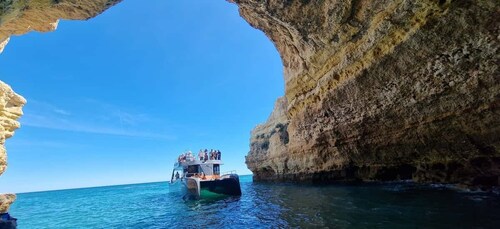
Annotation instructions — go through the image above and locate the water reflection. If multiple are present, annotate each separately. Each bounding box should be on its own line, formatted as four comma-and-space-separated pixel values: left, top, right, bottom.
249, 182, 500, 228
11, 177, 500, 228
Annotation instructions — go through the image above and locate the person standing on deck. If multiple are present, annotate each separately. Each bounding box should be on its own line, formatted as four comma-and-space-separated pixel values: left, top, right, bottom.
198, 150, 204, 160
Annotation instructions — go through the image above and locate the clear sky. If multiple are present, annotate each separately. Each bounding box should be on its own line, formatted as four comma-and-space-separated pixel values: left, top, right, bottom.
0, 1, 283, 193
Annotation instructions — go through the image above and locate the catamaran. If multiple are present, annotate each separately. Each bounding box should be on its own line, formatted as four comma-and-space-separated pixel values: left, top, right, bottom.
169, 152, 241, 198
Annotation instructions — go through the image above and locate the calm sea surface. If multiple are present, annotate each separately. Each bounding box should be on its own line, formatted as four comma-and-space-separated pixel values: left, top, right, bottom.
9, 175, 500, 228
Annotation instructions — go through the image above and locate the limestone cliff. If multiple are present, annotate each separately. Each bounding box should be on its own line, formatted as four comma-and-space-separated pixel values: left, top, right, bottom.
242, 0, 500, 187
246, 97, 289, 179
0, 81, 25, 176
0, 81, 25, 215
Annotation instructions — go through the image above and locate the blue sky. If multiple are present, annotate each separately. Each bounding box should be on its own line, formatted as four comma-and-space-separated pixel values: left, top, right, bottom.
0, 1, 283, 193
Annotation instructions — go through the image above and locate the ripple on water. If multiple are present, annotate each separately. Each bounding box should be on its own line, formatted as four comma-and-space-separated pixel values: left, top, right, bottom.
8, 176, 500, 228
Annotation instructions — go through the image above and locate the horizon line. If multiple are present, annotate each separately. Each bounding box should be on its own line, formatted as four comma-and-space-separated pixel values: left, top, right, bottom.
14, 174, 254, 194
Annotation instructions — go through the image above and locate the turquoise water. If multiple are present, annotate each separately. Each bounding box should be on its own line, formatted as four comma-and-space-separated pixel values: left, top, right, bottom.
10, 175, 500, 228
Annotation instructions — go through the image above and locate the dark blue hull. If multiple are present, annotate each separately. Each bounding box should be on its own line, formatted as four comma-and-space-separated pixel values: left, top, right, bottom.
200, 174, 242, 196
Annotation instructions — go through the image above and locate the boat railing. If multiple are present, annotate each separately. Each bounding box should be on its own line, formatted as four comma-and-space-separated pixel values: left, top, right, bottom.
222, 170, 237, 175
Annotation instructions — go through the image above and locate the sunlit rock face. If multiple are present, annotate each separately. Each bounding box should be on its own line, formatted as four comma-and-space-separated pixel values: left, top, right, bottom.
246, 97, 289, 181
0, 81, 25, 176
0, 0, 122, 53
242, 0, 499, 187
0, 194, 15, 213
0, 81, 24, 215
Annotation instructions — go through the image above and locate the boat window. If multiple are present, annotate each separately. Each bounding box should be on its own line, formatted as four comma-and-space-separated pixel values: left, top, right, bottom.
213, 164, 220, 175
187, 165, 199, 174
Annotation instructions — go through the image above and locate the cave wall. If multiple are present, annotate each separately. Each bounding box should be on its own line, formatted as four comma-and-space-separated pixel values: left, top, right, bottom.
242, 0, 499, 187
0, 0, 497, 200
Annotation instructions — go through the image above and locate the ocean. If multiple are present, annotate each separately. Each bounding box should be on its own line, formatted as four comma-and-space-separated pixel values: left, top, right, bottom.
9, 175, 500, 228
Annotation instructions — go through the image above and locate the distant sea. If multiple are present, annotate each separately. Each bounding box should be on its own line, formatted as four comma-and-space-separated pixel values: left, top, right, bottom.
9, 175, 500, 228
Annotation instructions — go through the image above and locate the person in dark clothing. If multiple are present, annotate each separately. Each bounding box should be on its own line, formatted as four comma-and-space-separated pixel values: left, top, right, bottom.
204, 151, 208, 162
217, 150, 221, 160
0, 212, 17, 229
175, 171, 180, 180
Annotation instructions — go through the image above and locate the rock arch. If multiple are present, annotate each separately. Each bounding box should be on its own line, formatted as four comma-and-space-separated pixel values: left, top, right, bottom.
0, 1, 498, 208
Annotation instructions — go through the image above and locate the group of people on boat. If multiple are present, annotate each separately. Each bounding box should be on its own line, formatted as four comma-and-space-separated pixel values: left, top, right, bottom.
177, 149, 222, 163
198, 149, 221, 161
177, 151, 195, 162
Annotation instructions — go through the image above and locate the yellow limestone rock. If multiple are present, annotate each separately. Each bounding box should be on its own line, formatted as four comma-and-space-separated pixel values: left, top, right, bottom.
0, 81, 26, 176
0, 194, 16, 214
0, 81, 24, 215
241, 0, 500, 187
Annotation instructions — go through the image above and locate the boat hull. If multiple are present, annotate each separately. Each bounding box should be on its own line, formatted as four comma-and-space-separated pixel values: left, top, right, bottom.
200, 174, 242, 196
181, 174, 242, 198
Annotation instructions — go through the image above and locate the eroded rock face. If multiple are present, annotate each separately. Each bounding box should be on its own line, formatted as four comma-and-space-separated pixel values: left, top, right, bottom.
0, 0, 122, 53
0, 194, 15, 213
243, 0, 500, 187
0, 81, 25, 217
0, 81, 25, 176
246, 97, 290, 181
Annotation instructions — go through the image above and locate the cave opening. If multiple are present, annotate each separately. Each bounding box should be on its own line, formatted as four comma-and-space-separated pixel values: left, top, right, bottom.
0, 0, 284, 193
